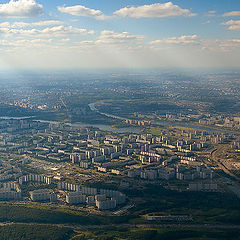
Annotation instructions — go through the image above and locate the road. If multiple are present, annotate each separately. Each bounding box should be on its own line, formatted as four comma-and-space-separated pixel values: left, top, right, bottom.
211, 146, 240, 181
210, 146, 240, 198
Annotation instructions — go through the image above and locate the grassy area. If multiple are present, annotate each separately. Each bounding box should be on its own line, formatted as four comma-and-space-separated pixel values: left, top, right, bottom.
123, 183, 240, 225
20, 183, 57, 197
0, 204, 134, 225
0, 224, 74, 240
148, 127, 163, 136
72, 227, 240, 240
20, 165, 48, 175
0, 182, 239, 230
0, 204, 99, 225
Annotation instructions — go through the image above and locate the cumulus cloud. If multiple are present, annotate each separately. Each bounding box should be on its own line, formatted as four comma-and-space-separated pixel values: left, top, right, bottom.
150, 35, 199, 45
222, 20, 240, 30
206, 10, 216, 17
0, 31, 239, 69
150, 35, 240, 53
16, 20, 62, 27
219, 39, 240, 50
96, 30, 144, 44
203, 20, 211, 25
0, 22, 11, 28
0, 20, 63, 28
11, 20, 63, 28
58, 5, 108, 20
113, 2, 196, 18
0, 25, 94, 37
223, 11, 240, 17
59, 38, 70, 43
200, 39, 240, 52
0, 0, 43, 18
0, 38, 52, 47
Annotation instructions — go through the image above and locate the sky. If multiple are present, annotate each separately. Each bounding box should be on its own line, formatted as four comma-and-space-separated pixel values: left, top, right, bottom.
0, 0, 240, 70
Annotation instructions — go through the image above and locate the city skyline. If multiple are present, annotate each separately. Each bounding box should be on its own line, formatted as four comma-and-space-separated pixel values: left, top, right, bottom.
0, 0, 240, 69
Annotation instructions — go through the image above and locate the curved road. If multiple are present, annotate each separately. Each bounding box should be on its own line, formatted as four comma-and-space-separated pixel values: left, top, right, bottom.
211, 146, 240, 182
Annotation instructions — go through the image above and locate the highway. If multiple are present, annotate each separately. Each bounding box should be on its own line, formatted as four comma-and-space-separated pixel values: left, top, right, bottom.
210, 146, 240, 198
211, 146, 240, 181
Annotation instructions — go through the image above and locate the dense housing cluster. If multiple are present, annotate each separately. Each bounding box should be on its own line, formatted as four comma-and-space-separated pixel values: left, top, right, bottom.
0, 117, 239, 212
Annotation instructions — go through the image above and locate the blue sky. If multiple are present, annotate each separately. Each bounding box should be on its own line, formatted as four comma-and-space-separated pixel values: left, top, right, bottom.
0, 0, 239, 69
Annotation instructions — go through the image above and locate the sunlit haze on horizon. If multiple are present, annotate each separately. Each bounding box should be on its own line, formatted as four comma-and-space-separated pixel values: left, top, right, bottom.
0, 0, 239, 70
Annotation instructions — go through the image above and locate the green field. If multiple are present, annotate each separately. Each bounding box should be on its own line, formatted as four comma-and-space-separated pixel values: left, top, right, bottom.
1, 182, 240, 226
72, 227, 240, 240
123, 183, 240, 225
0, 224, 239, 240
0, 224, 73, 240
0, 204, 133, 225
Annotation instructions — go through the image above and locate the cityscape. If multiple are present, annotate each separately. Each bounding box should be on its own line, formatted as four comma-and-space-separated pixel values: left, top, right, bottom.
0, 0, 240, 239
0, 70, 239, 239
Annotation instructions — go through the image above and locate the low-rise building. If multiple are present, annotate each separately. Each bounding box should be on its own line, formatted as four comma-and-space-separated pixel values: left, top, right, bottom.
96, 199, 117, 210
29, 189, 53, 202
66, 192, 86, 204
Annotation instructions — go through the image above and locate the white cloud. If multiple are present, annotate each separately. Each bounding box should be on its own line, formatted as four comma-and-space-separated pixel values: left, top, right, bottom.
203, 20, 211, 25
96, 30, 144, 44
1, 35, 240, 69
201, 39, 240, 52
223, 11, 240, 17
150, 36, 240, 53
0, 20, 62, 29
0, 25, 94, 37
222, 20, 240, 30
0, 38, 52, 47
59, 38, 70, 43
0, 0, 43, 18
0, 24, 239, 69
149, 35, 240, 53
11, 22, 30, 28
0, 22, 11, 28
206, 10, 216, 17
12, 20, 63, 28
113, 2, 196, 18
58, 5, 109, 20
150, 35, 199, 45
219, 39, 240, 50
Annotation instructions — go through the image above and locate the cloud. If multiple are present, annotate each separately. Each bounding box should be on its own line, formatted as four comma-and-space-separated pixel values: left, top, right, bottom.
150, 35, 199, 45
1, 32, 240, 69
0, 25, 94, 37
206, 10, 216, 17
12, 20, 63, 28
201, 39, 240, 52
0, 0, 43, 18
58, 5, 109, 20
0, 20, 63, 28
222, 20, 240, 30
219, 39, 240, 50
59, 38, 70, 43
113, 2, 196, 18
223, 11, 240, 17
203, 20, 211, 25
0, 38, 52, 47
96, 30, 144, 44
149, 35, 240, 53
0, 22, 11, 28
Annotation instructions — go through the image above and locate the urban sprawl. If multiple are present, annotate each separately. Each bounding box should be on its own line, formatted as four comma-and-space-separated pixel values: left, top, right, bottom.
0, 117, 239, 215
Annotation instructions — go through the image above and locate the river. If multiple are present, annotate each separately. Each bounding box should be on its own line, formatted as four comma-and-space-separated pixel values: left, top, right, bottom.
88, 102, 239, 135
36, 120, 140, 134
0, 104, 238, 135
